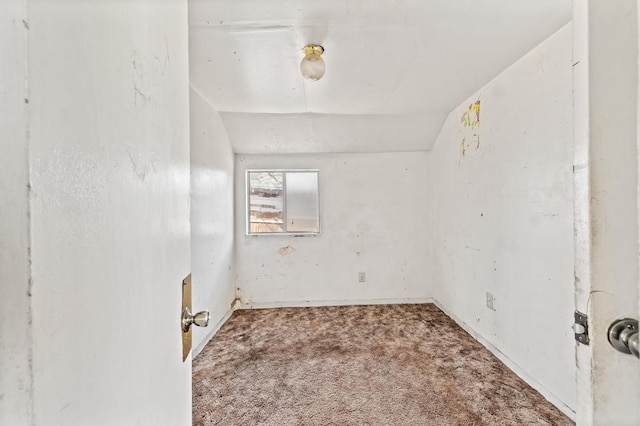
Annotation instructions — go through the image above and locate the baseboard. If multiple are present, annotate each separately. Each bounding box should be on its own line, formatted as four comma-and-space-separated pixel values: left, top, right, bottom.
242, 297, 432, 309
192, 307, 235, 358
429, 298, 576, 421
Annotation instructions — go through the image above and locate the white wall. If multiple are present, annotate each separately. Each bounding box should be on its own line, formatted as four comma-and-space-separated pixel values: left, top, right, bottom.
190, 87, 236, 353
581, 1, 640, 423
24, 1, 192, 425
0, 1, 32, 424
571, 3, 593, 424
427, 24, 575, 415
235, 153, 429, 307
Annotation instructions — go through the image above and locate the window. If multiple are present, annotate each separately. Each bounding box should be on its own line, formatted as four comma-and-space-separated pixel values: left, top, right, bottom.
246, 170, 320, 235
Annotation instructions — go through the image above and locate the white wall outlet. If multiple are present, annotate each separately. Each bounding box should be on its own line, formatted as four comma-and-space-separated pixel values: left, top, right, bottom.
358, 272, 366, 282
486, 292, 495, 310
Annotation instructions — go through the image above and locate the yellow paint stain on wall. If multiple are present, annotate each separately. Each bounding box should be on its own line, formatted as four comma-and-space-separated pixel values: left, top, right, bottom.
461, 99, 481, 128
460, 99, 481, 157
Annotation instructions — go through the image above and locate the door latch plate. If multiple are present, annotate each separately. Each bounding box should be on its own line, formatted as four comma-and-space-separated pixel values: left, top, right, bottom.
181, 274, 192, 362
574, 311, 589, 345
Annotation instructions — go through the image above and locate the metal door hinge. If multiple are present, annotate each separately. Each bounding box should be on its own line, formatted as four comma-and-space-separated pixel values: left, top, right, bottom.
574, 311, 589, 345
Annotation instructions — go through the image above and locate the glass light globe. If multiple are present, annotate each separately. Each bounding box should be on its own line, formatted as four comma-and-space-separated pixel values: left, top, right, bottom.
300, 49, 325, 81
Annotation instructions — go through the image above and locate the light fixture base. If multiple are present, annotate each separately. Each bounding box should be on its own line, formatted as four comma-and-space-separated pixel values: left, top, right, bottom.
302, 44, 324, 56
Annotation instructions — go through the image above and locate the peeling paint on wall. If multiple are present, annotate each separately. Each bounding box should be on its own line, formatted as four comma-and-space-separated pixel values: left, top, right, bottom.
459, 98, 481, 156
461, 99, 481, 128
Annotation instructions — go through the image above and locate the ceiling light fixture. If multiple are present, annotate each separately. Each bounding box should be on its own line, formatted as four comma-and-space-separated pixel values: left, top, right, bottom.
300, 44, 325, 81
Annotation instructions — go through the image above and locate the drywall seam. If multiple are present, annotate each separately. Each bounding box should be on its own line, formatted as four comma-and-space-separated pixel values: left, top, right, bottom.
189, 83, 235, 154
430, 299, 576, 421
188, 82, 218, 115
243, 297, 432, 309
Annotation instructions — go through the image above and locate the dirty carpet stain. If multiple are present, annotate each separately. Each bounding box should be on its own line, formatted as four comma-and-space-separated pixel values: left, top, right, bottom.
193, 304, 572, 426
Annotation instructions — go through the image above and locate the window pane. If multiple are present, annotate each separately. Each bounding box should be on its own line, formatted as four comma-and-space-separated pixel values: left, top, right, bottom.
248, 172, 284, 233
285, 172, 319, 233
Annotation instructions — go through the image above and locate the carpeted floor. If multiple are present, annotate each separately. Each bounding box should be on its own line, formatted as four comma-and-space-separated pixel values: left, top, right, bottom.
193, 304, 573, 425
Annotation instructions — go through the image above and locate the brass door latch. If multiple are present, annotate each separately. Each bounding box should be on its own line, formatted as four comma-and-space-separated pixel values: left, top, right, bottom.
181, 274, 210, 361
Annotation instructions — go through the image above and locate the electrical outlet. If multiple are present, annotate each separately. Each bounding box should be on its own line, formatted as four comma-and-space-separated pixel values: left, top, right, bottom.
358, 272, 366, 282
486, 292, 495, 310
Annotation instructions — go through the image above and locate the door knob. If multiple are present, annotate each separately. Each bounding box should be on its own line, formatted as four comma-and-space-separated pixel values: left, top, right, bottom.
181, 306, 210, 332
608, 318, 639, 359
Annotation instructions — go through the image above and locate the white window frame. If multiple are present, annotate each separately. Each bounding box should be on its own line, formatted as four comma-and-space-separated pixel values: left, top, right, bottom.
245, 169, 320, 236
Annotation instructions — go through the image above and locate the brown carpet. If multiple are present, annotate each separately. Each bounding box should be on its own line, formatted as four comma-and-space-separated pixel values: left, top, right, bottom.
193, 304, 573, 425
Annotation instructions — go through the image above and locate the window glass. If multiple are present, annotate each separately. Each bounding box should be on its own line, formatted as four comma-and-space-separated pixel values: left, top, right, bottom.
246, 170, 319, 235
286, 172, 319, 233
248, 172, 284, 233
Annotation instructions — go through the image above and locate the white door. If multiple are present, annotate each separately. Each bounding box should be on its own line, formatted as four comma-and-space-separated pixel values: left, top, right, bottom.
0, 1, 192, 425
573, 1, 640, 425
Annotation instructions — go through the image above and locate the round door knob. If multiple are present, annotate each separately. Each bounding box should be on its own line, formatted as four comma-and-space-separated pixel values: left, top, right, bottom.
628, 332, 639, 358
608, 318, 639, 359
182, 307, 210, 332
192, 310, 210, 328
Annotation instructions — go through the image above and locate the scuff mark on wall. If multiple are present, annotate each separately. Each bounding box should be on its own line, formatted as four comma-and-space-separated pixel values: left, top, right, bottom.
277, 245, 296, 256
127, 149, 158, 181
131, 42, 169, 108
162, 35, 171, 75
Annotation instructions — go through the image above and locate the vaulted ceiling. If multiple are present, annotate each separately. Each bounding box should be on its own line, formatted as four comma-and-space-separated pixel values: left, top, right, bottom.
189, 0, 572, 154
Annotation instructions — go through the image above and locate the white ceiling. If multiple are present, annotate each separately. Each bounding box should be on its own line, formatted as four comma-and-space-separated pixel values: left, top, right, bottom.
189, 0, 571, 154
